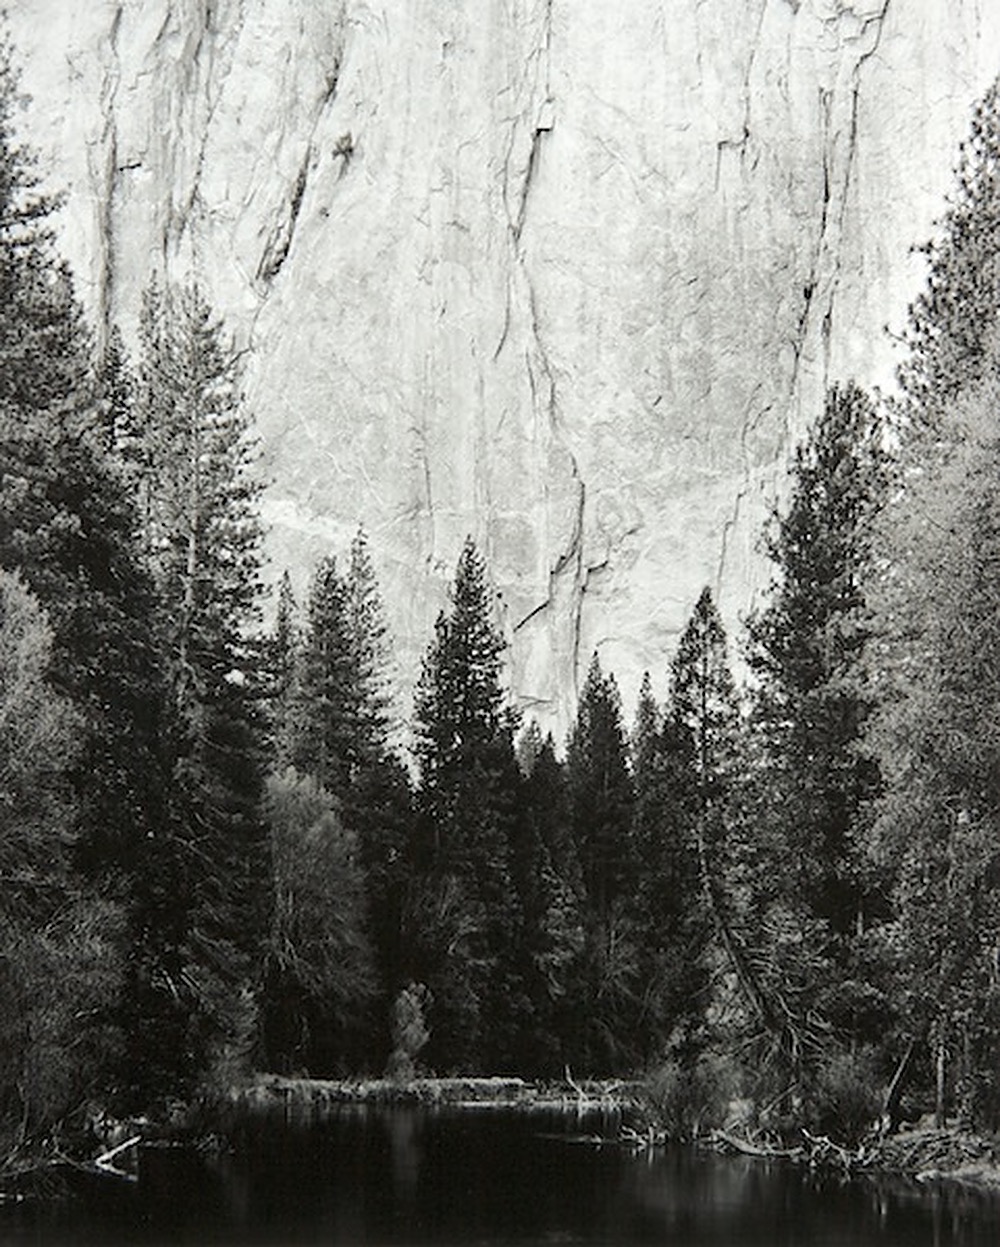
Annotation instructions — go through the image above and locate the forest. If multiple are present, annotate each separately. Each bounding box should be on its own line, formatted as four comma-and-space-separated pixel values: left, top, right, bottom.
3, 30, 1000, 1171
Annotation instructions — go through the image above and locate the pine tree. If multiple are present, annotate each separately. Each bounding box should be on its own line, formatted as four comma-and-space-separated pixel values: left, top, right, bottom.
284, 535, 409, 1066
294, 533, 396, 789
129, 278, 269, 1096
509, 730, 586, 1073
631, 675, 708, 1062
410, 536, 523, 1069
264, 569, 299, 769
565, 654, 638, 1071
566, 654, 635, 921
748, 382, 888, 936
0, 36, 163, 883
294, 556, 357, 791
346, 525, 393, 763
667, 589, 789, 1063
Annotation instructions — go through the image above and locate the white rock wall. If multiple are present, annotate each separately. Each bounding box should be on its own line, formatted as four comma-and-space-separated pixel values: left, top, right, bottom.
9, 0, 1000, 734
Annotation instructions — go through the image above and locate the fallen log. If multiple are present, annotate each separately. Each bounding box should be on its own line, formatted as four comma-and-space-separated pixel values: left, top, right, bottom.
710, 1129, 802, 1160
94, 1135, 141, 1171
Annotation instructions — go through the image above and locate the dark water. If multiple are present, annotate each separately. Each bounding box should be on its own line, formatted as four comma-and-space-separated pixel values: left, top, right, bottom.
6, 1104, 1000, 1246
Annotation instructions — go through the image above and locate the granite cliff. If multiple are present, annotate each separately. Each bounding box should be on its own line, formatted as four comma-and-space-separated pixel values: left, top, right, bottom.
9, 0, 1000, 732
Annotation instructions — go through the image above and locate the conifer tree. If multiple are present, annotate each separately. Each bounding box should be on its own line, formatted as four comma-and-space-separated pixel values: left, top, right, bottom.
631, 675, 708, 1061
667, 589, 786, 1061
566, 654, 635, 921
130, 279, 269, 1095
264, 569, 299, 770
565, 654, 638, 1070
509, 729, 586, 1072
748, 382, 888, 937
410, 537, 523, 1069
0, 36, 163, 882
294, 555, 357, 791
346, 525, 393, 762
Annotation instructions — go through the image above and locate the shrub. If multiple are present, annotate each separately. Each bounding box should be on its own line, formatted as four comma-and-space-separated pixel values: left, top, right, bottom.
807, 1047, 882, 1145
640, 1052, 737, 1141
385, 983, 431, 1083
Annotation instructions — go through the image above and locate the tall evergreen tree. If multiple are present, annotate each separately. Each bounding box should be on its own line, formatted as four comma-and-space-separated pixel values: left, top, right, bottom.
0, 36, 163, 882
566, 654, 635, 922
410, 536, 523, 1070
288, 534, 410, 1068
129, 279, 269, 1096
748, 382, 888, 937
509, 729, 586, 1073
565, 654, 638, 1071
294, 555, 357, 791
631, 674, 708, 1063
667, 590, 786, 1063
264, 569, 299, 770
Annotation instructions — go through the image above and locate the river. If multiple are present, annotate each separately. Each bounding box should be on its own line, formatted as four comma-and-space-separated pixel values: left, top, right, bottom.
5, 1103, 1000, 1245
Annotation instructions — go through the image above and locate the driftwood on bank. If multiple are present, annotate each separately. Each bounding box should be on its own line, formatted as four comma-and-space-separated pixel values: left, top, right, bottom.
709, 1128, 803, 1160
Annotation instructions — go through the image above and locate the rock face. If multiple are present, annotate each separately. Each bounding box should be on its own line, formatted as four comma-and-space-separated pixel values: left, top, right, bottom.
10, 0, 1000, 733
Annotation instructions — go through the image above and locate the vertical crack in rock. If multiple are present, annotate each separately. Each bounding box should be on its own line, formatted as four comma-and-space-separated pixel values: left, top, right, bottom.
549, 458, 587, 701
95, 3, 125, 342
513, 115, 549, 245
253, 10, 348, 294
173, 0, 246, 253
497, 0, 588, 706
714, 0, 768, 189
256, 146, 311, 283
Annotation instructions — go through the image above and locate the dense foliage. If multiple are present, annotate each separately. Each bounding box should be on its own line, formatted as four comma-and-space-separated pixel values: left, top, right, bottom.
6, 29, 1000, 1161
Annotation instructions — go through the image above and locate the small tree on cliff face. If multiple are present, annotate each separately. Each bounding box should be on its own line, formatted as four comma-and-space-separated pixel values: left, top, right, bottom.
410, 537, 522, 1070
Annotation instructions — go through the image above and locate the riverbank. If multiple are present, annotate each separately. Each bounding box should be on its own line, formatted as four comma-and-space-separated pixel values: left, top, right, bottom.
232, 1074, 1000, 1190
232, 1072, 636, 1113
709, 1121, 1000, 1190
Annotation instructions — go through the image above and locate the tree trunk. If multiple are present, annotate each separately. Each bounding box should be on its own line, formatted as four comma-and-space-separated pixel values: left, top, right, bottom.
935, 1031, 947, 1130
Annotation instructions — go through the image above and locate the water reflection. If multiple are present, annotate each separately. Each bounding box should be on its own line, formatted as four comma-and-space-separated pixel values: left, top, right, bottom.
3, 1104, 1000, 1245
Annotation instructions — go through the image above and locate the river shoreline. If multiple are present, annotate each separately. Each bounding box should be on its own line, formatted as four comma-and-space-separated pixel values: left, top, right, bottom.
229, 1074, 1000, 1190
231, 1072, 635, 1113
